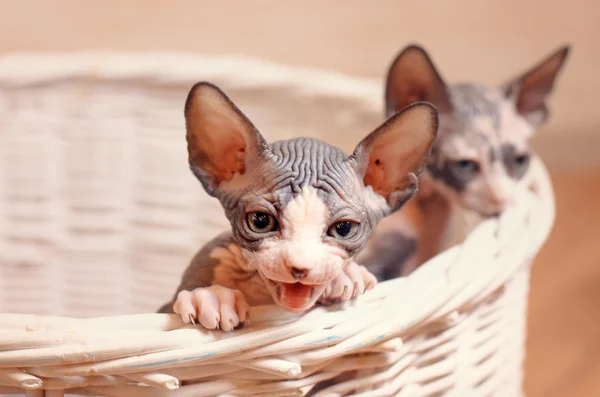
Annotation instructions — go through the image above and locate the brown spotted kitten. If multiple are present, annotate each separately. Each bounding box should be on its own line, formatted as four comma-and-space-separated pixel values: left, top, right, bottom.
357, 44, 570, 279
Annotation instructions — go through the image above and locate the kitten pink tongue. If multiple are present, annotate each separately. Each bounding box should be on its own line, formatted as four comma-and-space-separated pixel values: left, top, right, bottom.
280, 283, 313, 310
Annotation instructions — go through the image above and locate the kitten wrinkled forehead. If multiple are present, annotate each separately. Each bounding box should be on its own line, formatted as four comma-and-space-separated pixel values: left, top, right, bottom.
437, 83, 533, 155
219, 137, 381, 220
267, 137, 354, 196
450, 84, 503, 130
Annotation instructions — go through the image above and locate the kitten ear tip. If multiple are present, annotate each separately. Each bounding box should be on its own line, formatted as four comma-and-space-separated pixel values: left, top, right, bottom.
388, 44, 431, 74
184, 81, 241, 122
559, 44, 572, 60
186, 81, 226, 100
548, 44, 572, 74
404, 43, 428, 54
190, 81, 220, 91
389, 44, 431, 69
185, 81, 217, 115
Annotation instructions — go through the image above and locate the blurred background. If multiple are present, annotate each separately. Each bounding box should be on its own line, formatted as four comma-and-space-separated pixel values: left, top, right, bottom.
1, 1, 599, 396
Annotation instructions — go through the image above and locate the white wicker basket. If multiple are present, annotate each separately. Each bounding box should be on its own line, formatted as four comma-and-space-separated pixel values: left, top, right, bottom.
0, 53, 555, 397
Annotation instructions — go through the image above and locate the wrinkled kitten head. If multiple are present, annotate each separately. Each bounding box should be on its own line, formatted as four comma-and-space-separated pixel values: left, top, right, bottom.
385, 44, 570, 216
185, 82, 438, 312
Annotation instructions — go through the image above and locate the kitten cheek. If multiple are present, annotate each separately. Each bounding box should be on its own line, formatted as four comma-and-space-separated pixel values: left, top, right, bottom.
241, 244, 276, 269
327, 244, 351, 260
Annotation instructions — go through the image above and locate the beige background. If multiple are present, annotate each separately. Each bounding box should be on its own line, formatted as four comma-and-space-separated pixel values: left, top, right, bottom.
2, 0, 599, 168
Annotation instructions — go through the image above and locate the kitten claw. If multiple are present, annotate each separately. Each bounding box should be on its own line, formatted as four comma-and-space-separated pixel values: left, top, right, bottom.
318, 261, 378, 305
234, 322, 245, 330
173, 286, 249, 331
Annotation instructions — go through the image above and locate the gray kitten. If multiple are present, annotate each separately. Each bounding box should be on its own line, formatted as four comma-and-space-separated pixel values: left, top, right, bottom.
358, 44, 570, 279
158, 82, 438, 330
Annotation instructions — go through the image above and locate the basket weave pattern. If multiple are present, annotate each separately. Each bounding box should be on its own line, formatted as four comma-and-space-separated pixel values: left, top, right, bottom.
0, 54, 555, 397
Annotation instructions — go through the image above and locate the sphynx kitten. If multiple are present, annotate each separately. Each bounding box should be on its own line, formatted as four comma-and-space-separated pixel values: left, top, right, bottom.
158, 82, 438, 330
357, 44, 570, 280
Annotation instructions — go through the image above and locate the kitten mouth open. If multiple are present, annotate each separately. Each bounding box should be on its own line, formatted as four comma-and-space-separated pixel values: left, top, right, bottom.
266, 279, 323, 312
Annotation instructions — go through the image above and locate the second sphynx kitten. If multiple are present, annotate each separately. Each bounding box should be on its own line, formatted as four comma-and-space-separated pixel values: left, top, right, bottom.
357, 44, 570, 279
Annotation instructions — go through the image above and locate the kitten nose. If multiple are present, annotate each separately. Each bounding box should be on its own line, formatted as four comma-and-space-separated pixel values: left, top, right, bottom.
290, 267, 309, 280
490, 194, 510, 209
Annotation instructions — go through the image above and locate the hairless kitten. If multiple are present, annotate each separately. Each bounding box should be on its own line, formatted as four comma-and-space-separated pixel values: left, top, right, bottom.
357, 44, 570, 279
158, 82, 438, 330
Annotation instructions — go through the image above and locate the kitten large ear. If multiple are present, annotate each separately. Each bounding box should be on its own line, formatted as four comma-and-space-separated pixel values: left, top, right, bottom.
351, 102, 438, 212
385, 44, 453, 117
501, 45, 570, 128
184, 82, 269, 196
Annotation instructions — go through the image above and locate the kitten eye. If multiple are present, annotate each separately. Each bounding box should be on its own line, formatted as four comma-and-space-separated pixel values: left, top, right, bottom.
449, 159, 480, 180
514, 154, 529, 167
328, 221, 359, 240
247, 212, 278, 233
455, 159, 479, 172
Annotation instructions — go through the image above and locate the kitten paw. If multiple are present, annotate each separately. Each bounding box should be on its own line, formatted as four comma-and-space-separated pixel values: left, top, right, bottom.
318, 261, 377, 305
173, 285, 250, 331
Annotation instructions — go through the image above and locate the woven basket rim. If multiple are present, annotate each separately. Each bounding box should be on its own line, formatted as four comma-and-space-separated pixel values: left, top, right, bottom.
0, 51, 382, 108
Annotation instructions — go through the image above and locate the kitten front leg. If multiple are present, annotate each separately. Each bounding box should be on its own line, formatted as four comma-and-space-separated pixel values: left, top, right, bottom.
173, 285, 250, 331
318, 261, 377, 305
158, 232, 255, 331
